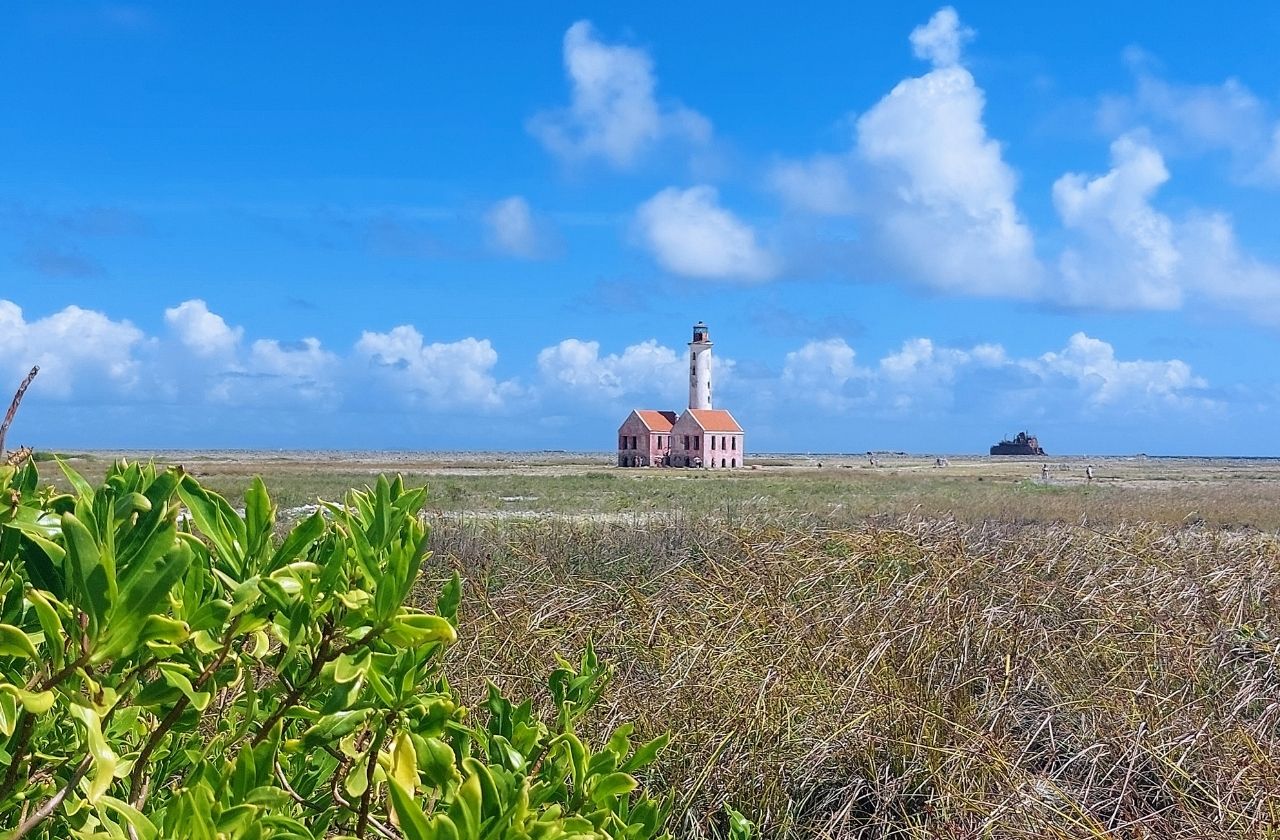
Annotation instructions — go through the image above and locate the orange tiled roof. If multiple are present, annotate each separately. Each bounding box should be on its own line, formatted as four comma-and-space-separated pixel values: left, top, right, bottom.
633, 409, 678, 431
685, 409, 742, 432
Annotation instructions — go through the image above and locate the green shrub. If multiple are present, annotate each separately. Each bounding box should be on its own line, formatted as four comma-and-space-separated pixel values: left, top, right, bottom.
0, 460, 672, 839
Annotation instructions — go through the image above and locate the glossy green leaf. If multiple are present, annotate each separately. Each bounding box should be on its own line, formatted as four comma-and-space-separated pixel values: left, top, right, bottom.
420, 736, 461, 788
590, 771, 638, 805
388, 778, 434, 840
0, 690, 16, 737
177, 476, 246, 573
61, 511, 114, 638
620, 734, 670, 773
244, 476, 274, 558
385, 612, 458, 648
0, 623, 38, 658
158, 663, 211, 711
55, 457, 94, 502
68, 701, 119, 803
0, 683, 55, 713
451, 770, 483, 840
25, 587, 66, 670
436, 572, 461, 626
270, 510, 325, 572
97, 796, 159, 840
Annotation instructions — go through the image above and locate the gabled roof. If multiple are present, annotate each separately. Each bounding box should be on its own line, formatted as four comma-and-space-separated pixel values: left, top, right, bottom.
682, 409, 743, 432
630, 409, 678, 432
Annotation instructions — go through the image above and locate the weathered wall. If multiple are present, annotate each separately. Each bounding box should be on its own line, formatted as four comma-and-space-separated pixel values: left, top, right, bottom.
668, 412, 744, 469
617, 412, 674, 466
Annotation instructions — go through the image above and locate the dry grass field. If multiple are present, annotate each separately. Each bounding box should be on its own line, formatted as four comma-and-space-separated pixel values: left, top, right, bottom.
425, 515, 1280, 839
42, 451, 1280, 837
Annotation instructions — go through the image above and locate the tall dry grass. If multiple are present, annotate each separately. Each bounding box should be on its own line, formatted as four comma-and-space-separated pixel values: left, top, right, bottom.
419, 514, 1280, 839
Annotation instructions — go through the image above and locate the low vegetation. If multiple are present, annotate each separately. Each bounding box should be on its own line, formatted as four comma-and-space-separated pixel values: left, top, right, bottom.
0, 461, 675, 839
428, 514, 1280, 838
8, 447, 1280, 837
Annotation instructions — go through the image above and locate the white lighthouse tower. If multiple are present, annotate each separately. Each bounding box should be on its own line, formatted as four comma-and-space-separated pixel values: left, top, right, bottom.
617, 320, 744, 469
688, 321, 713, 410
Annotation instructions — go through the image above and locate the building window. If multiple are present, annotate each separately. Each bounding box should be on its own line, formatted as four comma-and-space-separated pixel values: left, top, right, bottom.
731, 437, 737, 450
731, 458, 736, 467
711, 436, 716, 450
694, 436, 700, 449
721, 458, 726, 468
683, 435, 689, 449
631, 436, 637, 449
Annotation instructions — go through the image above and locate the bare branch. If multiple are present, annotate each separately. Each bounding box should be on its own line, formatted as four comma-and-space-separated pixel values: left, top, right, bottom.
0, 365, 39, 458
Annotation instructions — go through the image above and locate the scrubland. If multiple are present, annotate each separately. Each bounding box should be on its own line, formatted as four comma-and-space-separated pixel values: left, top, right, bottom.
45, 452, 1280, 836
426, 513, 1280, 838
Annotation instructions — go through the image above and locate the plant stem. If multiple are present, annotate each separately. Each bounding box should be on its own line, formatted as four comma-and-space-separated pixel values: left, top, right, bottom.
7, 755, 90, 840
0, 713, 35, 802
356, 720, 390, 838
0, 648, 99, 806
249, 622, 338, 747
128, 632, 236, 806
36, 650, 92, 693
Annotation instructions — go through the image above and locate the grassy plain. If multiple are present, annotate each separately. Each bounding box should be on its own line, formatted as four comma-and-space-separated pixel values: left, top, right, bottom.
49, 452, 1280, 836
51, 450, 1280, 529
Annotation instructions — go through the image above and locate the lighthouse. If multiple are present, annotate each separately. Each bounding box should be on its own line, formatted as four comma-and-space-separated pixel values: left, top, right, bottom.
615, 320, 744, 469
688, 321, 713, 410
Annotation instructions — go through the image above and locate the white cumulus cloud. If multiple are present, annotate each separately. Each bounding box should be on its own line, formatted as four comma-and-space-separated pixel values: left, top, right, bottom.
853, 61, 1041, 297
765, 8, 1280, 323
156, 299, 341, 405
1053, 134, 1182, 309
0, 301, 145, 397
769, 6, 1042, 298
537, 338, 684, 400
635, 186, 778, 281
164, 299, 243, 358
1033, 332, 1206, 409
781, 338, 863, 410
528, 20, 711, 168
782, 338, 860, 388
0, 298, 523, 415
355, 327, 519, 411
243, 338, 341, 403
1052, 136, 1280, 322
779, 333, 1211, 416
909, 6, 973, 68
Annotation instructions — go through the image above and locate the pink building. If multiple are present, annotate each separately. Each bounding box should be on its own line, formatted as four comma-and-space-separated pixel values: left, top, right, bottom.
616, 322, 746, 469
669, 408, 744, 469
616, 410, 677, 467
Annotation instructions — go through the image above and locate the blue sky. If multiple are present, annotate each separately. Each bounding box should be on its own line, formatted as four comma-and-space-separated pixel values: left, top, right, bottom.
3, 2, 1280, 454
